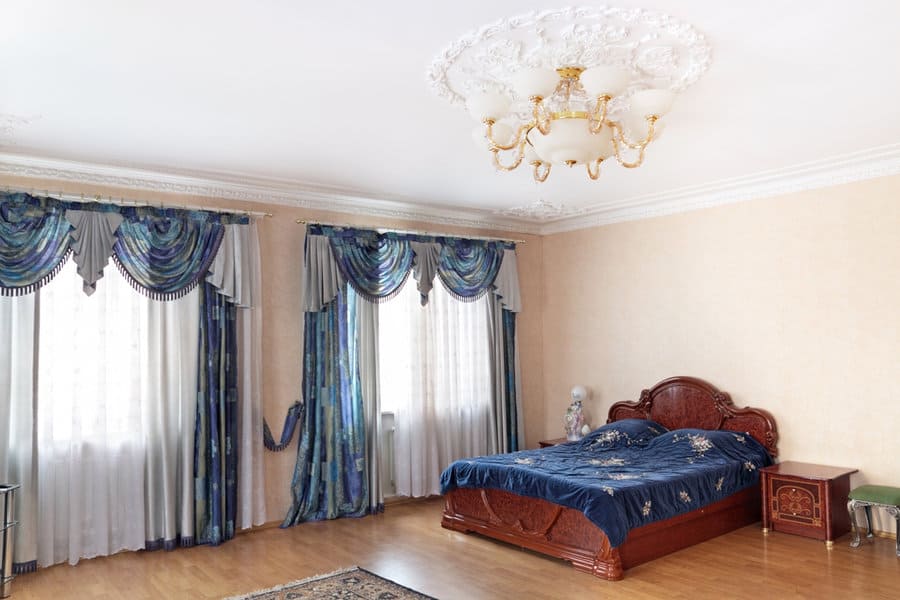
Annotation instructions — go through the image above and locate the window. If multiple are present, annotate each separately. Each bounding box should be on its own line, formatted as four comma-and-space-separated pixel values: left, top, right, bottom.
30, 260, 198, 565
377, 278, 493, 497
38, 260, 146, 446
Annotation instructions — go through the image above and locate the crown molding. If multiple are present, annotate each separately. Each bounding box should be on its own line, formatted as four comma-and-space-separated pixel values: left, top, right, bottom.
2, 143, 898, 238
0, 153, 541, 235
537, 143, 900, 235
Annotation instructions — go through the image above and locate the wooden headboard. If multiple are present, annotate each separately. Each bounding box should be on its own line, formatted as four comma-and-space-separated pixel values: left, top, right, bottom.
607, 376, 779, 457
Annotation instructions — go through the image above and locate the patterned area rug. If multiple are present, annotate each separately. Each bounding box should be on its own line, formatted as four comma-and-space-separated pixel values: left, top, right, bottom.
224, 567, 436, 600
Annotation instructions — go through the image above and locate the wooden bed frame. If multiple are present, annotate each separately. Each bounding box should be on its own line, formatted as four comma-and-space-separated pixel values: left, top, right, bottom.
441, 376, 779, 580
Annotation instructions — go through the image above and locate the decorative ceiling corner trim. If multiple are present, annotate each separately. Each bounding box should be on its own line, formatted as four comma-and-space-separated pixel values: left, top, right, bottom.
537, 142, 900, 234
0, 153, 542, 235
2, 142, 897, 237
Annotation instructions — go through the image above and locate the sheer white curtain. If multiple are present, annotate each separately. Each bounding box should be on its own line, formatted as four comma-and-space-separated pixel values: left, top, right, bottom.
378, 279, 493, 497
35, 260, 198, 565
0, 294, 37, 571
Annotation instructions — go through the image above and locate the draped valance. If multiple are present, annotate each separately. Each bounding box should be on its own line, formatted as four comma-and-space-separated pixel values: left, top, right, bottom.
0, 192, 252, 302
114, 214, 224, 300
302, 224, 521, 312
0, 200, 72, 295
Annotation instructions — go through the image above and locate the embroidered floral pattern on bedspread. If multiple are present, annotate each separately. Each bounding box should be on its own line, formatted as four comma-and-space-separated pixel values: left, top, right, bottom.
589, 457, 626, 467
439, 426, 773, 548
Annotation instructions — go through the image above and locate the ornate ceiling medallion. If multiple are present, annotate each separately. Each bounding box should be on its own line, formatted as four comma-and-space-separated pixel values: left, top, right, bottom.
0, 113, 40, 142
496, 197, 570, 220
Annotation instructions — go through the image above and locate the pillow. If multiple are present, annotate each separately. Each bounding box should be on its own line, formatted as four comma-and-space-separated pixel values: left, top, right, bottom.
649, 428, 771, 464
579, 418, 668, 451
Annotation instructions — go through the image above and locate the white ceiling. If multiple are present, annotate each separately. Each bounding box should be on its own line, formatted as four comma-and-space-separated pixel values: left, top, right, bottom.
2, 1, 900, 233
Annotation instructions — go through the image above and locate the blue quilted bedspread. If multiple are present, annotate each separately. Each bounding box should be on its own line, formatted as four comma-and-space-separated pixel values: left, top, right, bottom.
439, 419, 772, 547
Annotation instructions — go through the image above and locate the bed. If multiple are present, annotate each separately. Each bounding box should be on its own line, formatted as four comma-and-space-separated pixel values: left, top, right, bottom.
440, 376, 778, 580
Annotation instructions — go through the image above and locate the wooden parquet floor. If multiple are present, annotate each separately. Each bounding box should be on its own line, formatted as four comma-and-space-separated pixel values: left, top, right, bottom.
11, 497, 900, 599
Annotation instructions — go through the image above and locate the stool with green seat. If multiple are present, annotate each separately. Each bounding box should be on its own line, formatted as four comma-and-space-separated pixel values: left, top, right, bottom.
847, 485, 900, 556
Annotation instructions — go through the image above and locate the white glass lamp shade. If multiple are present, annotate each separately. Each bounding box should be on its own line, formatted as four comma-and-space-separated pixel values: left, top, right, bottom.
580, 66, 632, 97
570, 385, 589, 402
465, 92, 511, 122
630, 89, 676, 117
528, 117, 609, 165
511, 67, 560, 99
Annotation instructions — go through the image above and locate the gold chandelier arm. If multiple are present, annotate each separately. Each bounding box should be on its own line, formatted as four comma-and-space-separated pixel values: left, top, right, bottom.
611, 136, 648, 169
491, 139, 527, 171
532, 161, 551, 183
610, 116, 658, 150
532, 98, 551, 135
586, 158, 603, 180
485, 120, 530, 152
588, 96, 611, 133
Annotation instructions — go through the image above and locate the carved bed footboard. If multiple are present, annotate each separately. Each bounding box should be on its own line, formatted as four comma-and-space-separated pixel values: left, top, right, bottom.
442, 487, 622, 579
442, 485, 761, 581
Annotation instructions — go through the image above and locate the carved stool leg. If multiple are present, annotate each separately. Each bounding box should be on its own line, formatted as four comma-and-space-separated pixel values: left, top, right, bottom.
887, 506, 900, 557
864, 505, 874, 538
896, 513, 900, 557
848, 500, 862, 548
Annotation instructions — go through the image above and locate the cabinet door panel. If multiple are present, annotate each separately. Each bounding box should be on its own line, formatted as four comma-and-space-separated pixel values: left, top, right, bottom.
771, 478, 822, 527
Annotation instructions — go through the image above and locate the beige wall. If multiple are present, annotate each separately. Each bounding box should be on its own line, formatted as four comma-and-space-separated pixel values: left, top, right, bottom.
542, 175, 900, 504
7, 170, 898, 530
0, 174, 544, 521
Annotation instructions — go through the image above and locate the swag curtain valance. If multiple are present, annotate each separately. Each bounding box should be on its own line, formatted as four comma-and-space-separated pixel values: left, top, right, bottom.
0, 192, 249, 300
302, 224, 521, 313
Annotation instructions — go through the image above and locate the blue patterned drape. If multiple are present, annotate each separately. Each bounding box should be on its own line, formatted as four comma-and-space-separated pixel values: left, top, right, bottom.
0, 194, 72, 296
437, 239, 504, 302
263, 401, 304, 452
327, 229, 415, 303
282, 224, 521, 524
502, 309, 519, 451
283, 286, 369, 525
114, 214, 225, 300
0, 192, 245, 298
309, 224, 511, 305
194, 281, 239, 545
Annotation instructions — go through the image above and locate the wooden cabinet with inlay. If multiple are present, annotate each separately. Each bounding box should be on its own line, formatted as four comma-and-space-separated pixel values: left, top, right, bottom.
760, 461, 857, 547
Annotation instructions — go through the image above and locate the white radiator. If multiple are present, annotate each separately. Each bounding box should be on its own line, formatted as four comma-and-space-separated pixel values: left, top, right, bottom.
380, 411, 396, 497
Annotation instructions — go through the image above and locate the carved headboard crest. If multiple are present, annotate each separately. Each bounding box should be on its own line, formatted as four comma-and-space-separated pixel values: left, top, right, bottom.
607, 376, 779, 457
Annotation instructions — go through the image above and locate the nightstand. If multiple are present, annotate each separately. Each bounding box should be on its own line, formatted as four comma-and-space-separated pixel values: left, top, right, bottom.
760, 461, 858, 547
538, 437, 569, 448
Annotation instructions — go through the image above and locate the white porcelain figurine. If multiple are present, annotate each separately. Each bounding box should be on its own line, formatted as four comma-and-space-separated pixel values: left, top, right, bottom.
564, 400, 585, 441
564, 385, 590, 441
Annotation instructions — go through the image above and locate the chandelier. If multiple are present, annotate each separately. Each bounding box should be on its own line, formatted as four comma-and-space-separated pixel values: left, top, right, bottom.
466, 65, 674, 181
427, 7, 712, 184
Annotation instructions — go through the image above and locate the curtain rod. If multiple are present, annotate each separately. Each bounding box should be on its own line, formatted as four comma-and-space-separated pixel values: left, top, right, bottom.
4, 187, 273, 218
295, 219, 526, 245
